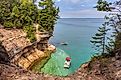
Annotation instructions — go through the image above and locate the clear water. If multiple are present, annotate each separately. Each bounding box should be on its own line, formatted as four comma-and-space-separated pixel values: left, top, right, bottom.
49, 18, 104, 73
41, 48, 73, 76
40, 18, 104, 76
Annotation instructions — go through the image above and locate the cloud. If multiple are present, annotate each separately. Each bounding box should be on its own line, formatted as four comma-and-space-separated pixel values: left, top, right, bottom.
55, 0, 97, 11
70, 0, 80, 4
71, 0, 96, 4
53, 0, 61, 2
54, 0, 115, 18
56, 0, 61, 2
64, 0, 93, 4
59, 9, 109, 18
81, 5, 85, 7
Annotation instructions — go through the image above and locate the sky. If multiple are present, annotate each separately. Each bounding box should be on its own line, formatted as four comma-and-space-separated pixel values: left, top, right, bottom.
54, 0, 116, 18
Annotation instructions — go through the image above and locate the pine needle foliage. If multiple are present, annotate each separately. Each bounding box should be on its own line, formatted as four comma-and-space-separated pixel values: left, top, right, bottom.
0, 0, 59, 42
90, 22, 110, 54
93, 0, 121, 54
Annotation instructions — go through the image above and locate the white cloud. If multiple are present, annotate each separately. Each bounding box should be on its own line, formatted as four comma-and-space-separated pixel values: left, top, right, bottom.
57, 0, 61, 2
70, 0, 80, 4
59, 9, 109, 18
81, 5, 85, 7
70, 0, 96, 4
64, 0, 81, 4
53, 0, 61, 2
67, 0, 93, 4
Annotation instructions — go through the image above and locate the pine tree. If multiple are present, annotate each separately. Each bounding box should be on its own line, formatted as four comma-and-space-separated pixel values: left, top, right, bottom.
38, 0, 59, 33
90, 23, 110, 54
96, 0, 121, 50
95, 0, 112, 11
0, 0, 59, 42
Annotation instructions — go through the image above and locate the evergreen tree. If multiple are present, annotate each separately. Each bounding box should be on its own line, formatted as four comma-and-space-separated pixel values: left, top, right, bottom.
0, 0, 59, 42
90, 23, 110, 54
95, 0, 112, 11
95, 0, 121, 51
38, 0, 59, 33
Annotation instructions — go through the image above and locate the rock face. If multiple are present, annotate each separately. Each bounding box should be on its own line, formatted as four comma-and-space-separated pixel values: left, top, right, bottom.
0, 63, 44, 80
0, 28, 55, 69
0, 44, 10, 63
115, 48, 121, 60
0, 29, 30, 57
1, 55, 121, 80
0, 46, 121, 80
0, 27, 121, 80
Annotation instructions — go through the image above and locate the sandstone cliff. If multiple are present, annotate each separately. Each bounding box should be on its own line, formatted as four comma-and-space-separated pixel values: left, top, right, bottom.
0, 27, 55, 69
0, 27, 121, 80
1, 52, 121, 80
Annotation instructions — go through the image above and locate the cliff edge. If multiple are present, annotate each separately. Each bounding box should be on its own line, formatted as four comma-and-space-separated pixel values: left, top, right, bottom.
1, 51, 121, 80
0, 27, 56, 69
0, 27, 121, 80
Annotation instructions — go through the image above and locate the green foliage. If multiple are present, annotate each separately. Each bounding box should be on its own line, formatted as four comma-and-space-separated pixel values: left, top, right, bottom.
12, 6, 20, 17
0, 0, 12, 24
23, 25, 36, 42
90, 22, 110, 54
3, 21, 14, 28
109, 14, 121, 50
38, 0, 59, 32
95, 0, 121, 53
95, 0, 112, 11
0, 0, 59, 42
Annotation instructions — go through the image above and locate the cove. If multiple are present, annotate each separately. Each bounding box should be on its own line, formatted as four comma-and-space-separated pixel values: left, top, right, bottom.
32, 18, 104, 76
49, 18, 104, 75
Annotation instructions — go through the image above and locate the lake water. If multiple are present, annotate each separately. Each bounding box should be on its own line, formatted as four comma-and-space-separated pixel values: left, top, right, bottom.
40, 18, 104, 76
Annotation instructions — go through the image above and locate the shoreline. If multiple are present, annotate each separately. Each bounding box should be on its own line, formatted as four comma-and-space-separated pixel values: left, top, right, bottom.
0, 51, 120, 80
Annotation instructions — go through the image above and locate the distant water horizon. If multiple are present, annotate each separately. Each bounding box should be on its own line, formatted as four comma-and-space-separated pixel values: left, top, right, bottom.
59, 17, 104, 19
49, 18, 104, 73
59, 18, 104, 20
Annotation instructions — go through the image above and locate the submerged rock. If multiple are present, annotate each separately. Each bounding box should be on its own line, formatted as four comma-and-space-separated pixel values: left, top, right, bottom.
60, 42, 68, 45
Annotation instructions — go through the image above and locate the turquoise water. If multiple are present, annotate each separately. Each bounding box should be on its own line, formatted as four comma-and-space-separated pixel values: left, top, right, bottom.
41, 18, 104, 76
48, 18, 104, 73
41, 48, 73, 76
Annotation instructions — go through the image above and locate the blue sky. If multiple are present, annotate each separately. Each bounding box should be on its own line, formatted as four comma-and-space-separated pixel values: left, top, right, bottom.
54, 0, 116, 18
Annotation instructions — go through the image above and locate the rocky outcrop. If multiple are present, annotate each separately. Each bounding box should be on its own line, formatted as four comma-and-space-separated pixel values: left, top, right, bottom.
0, 43, 10, 63
0, 63, 44, 80
0, 29, 30, 57
0, 28, 56, 69
0, 27, 121, 80
0, 55, 120, 80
